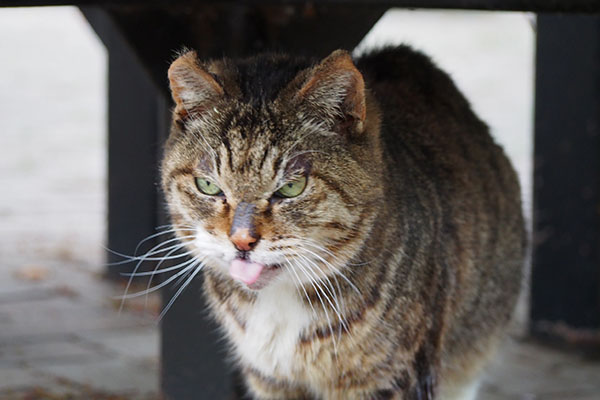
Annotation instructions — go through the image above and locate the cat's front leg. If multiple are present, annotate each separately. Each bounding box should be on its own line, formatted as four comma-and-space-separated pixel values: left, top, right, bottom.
352, 381, 432, 400
321, 386, 404, 400
243, 368, 312, 400
408, 372, 435, 400
364, 369, 435, 400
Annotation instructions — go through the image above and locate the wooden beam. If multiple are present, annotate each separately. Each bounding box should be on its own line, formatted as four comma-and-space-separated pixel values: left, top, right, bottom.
2, 0, 600, 13
93, 4, 388, 93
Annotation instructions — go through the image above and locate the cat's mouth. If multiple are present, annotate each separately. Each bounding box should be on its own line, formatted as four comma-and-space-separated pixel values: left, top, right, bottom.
229, 257, 282, 290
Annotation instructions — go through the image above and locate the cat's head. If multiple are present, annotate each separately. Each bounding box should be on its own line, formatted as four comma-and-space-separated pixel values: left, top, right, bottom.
161, 49, 383, 291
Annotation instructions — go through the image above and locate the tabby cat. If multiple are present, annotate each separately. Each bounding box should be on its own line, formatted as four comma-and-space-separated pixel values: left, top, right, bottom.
161, 46, 525, 400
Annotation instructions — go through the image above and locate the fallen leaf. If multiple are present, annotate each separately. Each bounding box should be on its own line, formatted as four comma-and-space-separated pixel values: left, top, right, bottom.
14, 265, 51, 282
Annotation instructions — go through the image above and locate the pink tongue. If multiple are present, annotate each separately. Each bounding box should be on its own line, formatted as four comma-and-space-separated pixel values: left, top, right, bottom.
230, 259, 265, 286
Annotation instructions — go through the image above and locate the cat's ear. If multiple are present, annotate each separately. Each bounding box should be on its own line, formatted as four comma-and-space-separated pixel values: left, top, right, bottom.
296, 50, 366, 134
168, 50, 224, 120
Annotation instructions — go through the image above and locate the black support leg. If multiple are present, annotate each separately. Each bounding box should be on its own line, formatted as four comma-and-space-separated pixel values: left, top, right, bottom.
532, 15, 600, 336
81, 7, 168, 275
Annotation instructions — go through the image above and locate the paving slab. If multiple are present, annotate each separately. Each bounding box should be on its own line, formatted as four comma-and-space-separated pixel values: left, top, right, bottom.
0, 295, 151, 341
77, 327, 159, 362
0, 335, 111, 368
0, 366, 56, 392
481, 339, 600, 399
35, 357, 159, 395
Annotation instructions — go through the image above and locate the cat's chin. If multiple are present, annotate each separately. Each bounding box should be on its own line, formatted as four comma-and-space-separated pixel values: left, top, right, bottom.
229, 258, 283, 291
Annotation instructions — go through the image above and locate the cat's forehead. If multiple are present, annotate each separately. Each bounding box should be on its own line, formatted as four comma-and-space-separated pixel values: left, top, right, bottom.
190, 105, 304, 189
189, 103, 276, 151
222, 106, 282, 167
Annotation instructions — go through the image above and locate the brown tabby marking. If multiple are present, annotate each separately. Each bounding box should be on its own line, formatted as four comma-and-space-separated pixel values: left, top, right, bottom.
161, 46, 525, 400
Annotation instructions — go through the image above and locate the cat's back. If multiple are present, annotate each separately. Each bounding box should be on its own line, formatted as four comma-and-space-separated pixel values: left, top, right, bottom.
358, 46, 525, 391
356, 45, 523, 232
356, 45, 494, 156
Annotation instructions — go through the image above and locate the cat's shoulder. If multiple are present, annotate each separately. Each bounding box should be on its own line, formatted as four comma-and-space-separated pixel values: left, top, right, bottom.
355, 45, 460, 94
356, 45, 473, 118
355, 45, 439, 75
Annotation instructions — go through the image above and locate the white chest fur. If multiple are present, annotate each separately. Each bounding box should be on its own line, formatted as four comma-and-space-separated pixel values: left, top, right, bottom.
231, 282, 313, 378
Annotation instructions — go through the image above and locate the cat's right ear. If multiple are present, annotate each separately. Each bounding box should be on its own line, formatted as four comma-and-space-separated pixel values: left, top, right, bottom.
292, 50, 366, 136
168, 51, 224, 121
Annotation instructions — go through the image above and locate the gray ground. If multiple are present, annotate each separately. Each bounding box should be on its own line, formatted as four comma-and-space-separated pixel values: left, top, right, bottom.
0, 6, 598, 400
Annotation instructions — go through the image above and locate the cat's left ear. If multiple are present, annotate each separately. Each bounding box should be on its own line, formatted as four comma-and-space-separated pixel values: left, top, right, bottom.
296, 50, 366, 135
168, 50, 224, 120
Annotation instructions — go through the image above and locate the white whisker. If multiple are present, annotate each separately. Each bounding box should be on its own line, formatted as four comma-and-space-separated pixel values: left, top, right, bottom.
290, 251, 338, 356
296, 243, 362, 296
142, 244, 192, 307
282, 255, 317, 317
107, 234, 196, 264
298, 238, 370, 266
295, 251, 346, 333
118, 234, 199, 314
118, 260, 199, 300
133, 225, 195, 255
122, 254, 197, 277
159, 260, 205, 320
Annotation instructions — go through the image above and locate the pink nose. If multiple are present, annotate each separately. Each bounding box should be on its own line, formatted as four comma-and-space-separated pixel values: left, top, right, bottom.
230, 227, 259, 251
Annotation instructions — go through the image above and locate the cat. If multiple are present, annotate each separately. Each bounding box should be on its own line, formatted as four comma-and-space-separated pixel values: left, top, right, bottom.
160, 46, 525, 400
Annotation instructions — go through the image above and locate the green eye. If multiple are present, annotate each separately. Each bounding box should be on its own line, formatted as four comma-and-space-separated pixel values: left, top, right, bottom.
195, 178, 222, 196
275, 176, 307, 198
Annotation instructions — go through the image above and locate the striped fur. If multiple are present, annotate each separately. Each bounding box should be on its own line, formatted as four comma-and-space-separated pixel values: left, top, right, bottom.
161, 46, 525, 399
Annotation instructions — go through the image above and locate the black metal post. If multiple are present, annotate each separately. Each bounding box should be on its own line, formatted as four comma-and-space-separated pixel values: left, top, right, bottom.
532, 14, 600, 337
81, 7, 167, 276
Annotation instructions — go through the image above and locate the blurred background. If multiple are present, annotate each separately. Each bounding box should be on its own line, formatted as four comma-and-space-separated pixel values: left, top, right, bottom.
1, 5, 595, 400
